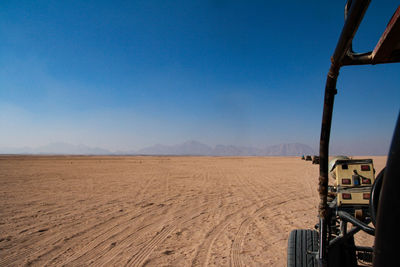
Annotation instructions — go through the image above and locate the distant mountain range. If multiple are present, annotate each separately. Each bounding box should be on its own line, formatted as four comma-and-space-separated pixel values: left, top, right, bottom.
0, 141, 315, 156
137, 140, 315, 156
0, 142, 111, 155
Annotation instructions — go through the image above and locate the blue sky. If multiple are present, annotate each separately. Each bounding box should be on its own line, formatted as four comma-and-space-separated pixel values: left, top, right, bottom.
1, 0, 399, 153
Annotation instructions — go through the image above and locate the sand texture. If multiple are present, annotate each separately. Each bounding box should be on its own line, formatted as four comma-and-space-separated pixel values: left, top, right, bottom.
0, 156, 386, 266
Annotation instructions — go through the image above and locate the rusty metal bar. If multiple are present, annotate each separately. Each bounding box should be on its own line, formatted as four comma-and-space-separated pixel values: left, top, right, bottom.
318, 63, 339, 267
330, 0, 371, 67
372, 6, 400, 63
341, 53, 400, 65
341, 5, 400, 66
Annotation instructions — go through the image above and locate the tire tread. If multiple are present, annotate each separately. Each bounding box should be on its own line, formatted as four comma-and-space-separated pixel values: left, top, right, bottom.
287, 229, 318, 267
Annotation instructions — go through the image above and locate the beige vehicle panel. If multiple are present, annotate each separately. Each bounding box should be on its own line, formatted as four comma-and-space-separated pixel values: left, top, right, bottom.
337, 191, 370, 206
333, 162, 375, 187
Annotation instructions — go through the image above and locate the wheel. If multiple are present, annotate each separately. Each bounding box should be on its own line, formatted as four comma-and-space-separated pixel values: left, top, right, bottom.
370, 167, 385, 226
287, 229, 318, 267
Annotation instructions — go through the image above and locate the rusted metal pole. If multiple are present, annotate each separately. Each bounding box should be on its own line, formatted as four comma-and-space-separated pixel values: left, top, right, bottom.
318, 63, 339, 266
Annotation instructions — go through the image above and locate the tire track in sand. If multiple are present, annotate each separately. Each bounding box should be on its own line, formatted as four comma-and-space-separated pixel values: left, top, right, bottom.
58, 173, 168, 266
191, 169, 275, 267
228, 172, 291, 267
126, 225, 176, 267
34, 176, 171, 266
72, 190, 234, 266
230, 203, 269, 267
114, 167, 235, 267
117, 193, 236, 267
190, 200, 258, 267
1, 172, 162, 267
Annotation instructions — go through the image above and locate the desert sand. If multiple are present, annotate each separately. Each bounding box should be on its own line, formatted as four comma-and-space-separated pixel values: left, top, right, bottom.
0, 156, 386, 266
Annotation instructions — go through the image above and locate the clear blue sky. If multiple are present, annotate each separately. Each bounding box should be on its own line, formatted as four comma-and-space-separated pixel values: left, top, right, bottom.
1, 0, 399, 153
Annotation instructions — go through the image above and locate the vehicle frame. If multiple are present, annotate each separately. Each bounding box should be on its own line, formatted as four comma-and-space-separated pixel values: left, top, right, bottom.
287, 0, 400, 266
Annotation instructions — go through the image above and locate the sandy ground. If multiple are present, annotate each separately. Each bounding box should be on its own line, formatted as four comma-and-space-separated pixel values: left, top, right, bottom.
0, 156, 386, 266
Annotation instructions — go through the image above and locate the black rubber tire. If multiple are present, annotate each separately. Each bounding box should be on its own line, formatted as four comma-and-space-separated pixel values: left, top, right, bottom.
287, 229, 318, 267
370, 167, 385, 226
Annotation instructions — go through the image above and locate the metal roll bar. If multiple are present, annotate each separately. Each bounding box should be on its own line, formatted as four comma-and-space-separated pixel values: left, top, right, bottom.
318, 0, 400, 265
318, 1, 371, 265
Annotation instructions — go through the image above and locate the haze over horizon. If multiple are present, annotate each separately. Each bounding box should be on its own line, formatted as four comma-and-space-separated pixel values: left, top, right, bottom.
1, 1, 399, 154
0, 140, 389, 156
0, 140, 317, 156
